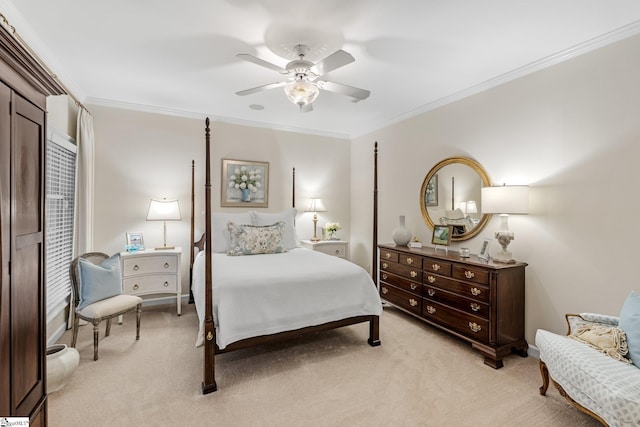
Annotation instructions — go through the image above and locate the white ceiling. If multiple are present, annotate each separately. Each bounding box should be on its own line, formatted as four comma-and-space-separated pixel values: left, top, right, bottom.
4, 0, 640, 138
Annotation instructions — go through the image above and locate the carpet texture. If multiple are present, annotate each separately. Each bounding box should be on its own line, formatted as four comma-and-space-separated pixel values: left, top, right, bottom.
48, 304, 600, 426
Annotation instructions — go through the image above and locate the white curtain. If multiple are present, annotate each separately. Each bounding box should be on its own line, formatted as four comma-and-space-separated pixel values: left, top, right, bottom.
74, 107, 95, 256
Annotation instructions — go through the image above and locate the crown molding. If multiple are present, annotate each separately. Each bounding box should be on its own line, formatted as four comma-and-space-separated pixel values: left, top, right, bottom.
352, 19, 640, 139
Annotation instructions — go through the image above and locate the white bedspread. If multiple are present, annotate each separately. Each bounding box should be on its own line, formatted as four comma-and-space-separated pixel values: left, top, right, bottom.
192, 248, 382, 348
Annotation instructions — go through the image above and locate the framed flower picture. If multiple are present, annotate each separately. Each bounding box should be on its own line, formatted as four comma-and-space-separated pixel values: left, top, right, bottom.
221, 159, 269, 207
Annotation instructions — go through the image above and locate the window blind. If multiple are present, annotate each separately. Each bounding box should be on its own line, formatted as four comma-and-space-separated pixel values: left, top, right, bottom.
45, 128, 77, 321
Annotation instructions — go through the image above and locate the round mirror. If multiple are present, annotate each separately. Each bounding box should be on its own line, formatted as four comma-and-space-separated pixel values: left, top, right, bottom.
420, 157, 492, 241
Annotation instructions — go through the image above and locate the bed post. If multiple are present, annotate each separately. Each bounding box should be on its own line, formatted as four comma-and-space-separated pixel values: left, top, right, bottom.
369, 141, 381, 347
202, 118, 217, 394
292, 167, 295, 208
189, 160, 195, 304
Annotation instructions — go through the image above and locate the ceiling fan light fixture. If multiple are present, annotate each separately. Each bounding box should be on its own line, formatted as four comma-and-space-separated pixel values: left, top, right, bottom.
284, 79, 319, 108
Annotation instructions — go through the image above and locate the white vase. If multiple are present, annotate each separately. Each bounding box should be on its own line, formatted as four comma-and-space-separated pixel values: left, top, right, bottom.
392, 215, 411, 246
47, 344, 79, 393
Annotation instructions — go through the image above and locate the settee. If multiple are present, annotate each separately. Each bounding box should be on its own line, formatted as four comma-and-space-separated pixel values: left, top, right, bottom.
536, 312, 640, 426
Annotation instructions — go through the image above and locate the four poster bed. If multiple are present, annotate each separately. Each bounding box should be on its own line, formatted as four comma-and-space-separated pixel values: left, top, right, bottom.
190, 118, 382, 394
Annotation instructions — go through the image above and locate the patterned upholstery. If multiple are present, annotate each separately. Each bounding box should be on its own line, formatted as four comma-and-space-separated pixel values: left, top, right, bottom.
536, 313, 640, 426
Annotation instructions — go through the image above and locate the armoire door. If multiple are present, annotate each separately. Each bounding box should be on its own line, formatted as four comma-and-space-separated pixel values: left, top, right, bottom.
8, 91, 47, 422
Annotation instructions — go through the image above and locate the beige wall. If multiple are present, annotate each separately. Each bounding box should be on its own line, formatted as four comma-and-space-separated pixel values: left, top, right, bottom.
351, 34, 640, 347
89, 105, 351, 296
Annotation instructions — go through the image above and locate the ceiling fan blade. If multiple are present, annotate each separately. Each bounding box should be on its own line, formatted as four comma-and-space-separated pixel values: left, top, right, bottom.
310, 50, 354, 76
317, 81, 370, 102
235, 81, 287, 96
300, 103, 313, 113
236, 53, 286, 73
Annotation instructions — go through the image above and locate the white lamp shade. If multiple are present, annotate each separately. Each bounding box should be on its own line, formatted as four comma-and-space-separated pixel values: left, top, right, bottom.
481, 186, 529, 214
284, 80, 319, 107
305, 197, 327, 213
146, 199, 182, 221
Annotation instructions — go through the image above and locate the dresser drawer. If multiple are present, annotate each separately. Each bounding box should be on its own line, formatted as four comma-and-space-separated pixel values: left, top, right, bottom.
380, 249, 399, 263
423, 257, 452, 276
422, 300, 489, 343
122, 255, 178, 276
399, 253, 422, 268
123, 274, 177, 294
380, 260, 422, 282
425, 275, 489, 303
452, 264, 490, 285
424, 285, 489, 318
380, 272, 421, 296
380, 284, 421, 315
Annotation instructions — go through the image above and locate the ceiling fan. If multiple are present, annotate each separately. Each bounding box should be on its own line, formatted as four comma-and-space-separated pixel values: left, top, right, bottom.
235, 44, 370, 112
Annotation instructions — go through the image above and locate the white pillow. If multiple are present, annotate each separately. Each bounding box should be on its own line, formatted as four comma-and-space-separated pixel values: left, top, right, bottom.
251, 208, 298, 250
211, 212, 253, 253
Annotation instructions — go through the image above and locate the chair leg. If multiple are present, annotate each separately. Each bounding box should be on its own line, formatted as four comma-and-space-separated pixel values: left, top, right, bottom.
105, 318, 112, 337
93, 320, 100, 361
71, 315, 80, 348
539, 360, 550, 396
136, 304, 141, 341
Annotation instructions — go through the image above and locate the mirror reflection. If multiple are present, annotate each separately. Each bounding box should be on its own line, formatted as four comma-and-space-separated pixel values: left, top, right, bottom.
420, 157, 492, 241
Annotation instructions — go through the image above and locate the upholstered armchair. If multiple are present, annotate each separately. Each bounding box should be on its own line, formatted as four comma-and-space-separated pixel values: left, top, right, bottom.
69, 252, 142, 360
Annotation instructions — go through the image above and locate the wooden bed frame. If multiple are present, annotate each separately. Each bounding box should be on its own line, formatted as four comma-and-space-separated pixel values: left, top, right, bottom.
190, 118, 381, 394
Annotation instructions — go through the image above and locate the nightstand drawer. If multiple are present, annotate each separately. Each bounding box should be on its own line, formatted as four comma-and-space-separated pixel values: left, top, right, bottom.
123, 274, 177, 294
122, 254, 178, 276
314, 243, 347, 258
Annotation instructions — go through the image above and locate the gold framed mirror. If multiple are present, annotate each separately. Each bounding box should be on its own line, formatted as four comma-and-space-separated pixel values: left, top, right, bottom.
420, 157, 492, 241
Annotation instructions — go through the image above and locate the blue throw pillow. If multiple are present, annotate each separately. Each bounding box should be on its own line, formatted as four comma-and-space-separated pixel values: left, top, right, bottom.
619, 291, 640, 365
77, 253, 122, 310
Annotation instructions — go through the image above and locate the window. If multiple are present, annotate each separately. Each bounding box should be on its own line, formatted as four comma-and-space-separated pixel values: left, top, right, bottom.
45, 127, 77, 322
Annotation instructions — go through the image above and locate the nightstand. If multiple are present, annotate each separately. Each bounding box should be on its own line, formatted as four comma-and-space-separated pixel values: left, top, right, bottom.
120, 248, 182, 315
300, 240, 349, 260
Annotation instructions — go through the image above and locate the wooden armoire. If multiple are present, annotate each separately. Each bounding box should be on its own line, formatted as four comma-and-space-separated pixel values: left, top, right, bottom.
0, 24, 65, 424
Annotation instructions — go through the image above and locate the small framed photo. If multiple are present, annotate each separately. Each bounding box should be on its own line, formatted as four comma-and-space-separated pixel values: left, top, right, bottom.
221, 159, 269, 208
126, 232, 144, 250
478, 238, 491, 261
431, 225, 452, 246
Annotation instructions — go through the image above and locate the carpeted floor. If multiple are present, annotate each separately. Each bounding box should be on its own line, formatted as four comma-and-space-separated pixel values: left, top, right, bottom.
48, 303, 600, 426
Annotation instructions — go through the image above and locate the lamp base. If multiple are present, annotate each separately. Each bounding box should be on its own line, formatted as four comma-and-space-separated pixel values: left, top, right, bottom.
155, 245, 175, 250
494, 230, 516, 263
492, 252, 516, 264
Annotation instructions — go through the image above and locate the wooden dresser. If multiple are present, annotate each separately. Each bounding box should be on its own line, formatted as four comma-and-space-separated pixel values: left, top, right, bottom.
378, 243, 527, 368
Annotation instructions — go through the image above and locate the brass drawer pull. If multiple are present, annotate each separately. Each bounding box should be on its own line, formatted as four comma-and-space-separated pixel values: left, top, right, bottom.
164, 262, 170, 269
431, 263, 440, 271
163, 281, 169, 287
133, 264, 140, 271
410, 284, 417, 291
382, 273, 388, 281
133, 284, 139, 290
470, 302, 481, 312
409, 298, 418, 307
410, 270, 418, 278
471, 287, 482, 296
406, 257, 413, 265
464, 270, 475, 279
427, 276, 436, 284
427, 289, 435, 297
382, 262, 388, 269
381, 287, 388, 294
469, 322, 482, 333
385, 252, 391, 259
426, 305, 436, 315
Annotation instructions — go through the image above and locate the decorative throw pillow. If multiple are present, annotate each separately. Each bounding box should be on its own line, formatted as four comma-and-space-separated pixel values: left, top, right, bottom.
211, 212, 254, 253
570, 324, 632, 364
251, 208, 299, 250
619, 290, 640, 365
77, 253, 122, 310
227, 221, 287, 256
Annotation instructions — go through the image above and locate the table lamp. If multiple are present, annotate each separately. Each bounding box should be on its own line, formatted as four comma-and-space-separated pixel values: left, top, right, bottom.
146, 198, 182, 250
481, 185, 529, 263
305, 197, 327, 242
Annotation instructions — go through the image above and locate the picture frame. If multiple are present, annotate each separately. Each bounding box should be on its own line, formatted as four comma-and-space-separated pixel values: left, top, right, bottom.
425, 174, 438, 206
221, 159, 269, 208
478, 238, 491, 261
431, 224, 452, 246
126, 232, 144, 250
